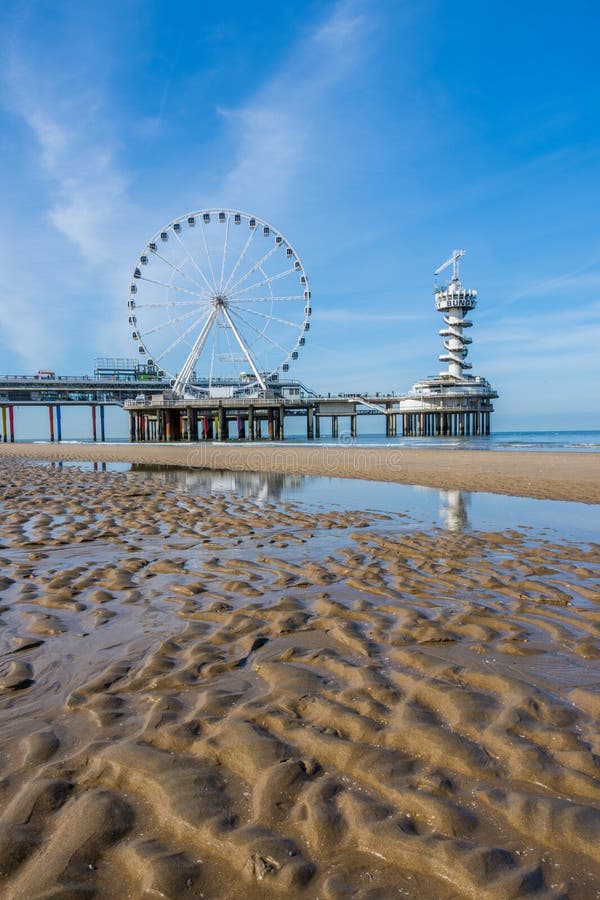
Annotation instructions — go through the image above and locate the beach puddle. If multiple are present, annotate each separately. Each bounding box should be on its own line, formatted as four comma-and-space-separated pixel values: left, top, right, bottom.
0, 459, 598, 898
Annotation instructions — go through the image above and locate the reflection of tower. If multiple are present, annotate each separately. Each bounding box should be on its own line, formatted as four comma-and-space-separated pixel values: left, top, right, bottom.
435, 250, 476, 378
399, 250, 498, 437
439, 490, 470, 532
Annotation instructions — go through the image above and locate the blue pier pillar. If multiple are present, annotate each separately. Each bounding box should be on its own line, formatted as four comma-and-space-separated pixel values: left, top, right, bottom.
99, 404, 106, 442
56, 405, 62, 442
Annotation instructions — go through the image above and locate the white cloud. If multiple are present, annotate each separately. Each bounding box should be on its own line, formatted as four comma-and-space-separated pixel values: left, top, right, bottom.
1, 53, 139, 366
218, 0, 373, 214
317, 308, 429, 324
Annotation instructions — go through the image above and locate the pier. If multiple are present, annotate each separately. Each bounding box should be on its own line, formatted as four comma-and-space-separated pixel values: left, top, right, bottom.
0, 247, 498, 443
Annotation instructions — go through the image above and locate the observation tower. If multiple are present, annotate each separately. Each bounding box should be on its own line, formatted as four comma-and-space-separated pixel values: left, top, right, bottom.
398, 250, 498, 437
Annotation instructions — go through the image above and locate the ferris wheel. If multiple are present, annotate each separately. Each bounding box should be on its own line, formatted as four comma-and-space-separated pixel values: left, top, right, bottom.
127, 209, 311, 396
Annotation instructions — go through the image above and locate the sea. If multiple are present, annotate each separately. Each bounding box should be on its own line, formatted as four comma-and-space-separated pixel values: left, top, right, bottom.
30, 429, 600, 452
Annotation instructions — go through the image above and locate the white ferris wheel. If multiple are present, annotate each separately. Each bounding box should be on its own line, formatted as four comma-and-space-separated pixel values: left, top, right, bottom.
127, 209, 311, 396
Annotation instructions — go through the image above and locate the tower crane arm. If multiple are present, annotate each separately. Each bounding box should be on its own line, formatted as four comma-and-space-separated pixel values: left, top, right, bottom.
434, 249, 465, 279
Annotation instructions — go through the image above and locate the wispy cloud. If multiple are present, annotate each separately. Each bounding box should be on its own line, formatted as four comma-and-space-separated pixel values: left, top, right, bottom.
0, 49, 139, 367
317, 308, 429, 324
6, 57, 133, 264
218, 0, 374, 213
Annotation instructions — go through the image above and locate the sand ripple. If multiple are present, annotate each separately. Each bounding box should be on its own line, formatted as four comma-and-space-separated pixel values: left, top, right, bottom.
0, 460, 598, 898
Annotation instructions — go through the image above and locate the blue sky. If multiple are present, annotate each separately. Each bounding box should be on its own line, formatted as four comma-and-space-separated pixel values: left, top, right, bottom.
0, 0, 599, 430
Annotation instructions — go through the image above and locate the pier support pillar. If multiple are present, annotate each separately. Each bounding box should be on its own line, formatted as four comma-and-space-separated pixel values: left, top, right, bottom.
129, 412, 136, 442
56, 405, 62, 442
277, 405, 285, 440
248, 407, 254, 441
350, 414, 357, 438
332, 416, 338, 439
307, 407, 314, 440
48, 405, 55, 442
99, 405, 105, 442
1, 407, 6, 442
91, 405, 97, 442
218, 406, 227, 441
8, 406, 14, 442
315, 415, 320, 438
267, 408, 274, 440
237, 414, 245, 440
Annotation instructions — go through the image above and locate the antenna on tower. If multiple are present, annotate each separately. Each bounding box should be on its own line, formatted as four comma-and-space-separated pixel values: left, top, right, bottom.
434, 249, 465, 284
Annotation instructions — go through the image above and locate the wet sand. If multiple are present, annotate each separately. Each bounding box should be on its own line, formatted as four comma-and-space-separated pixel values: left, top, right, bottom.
0, 441, 599, 503
0, 460, 599, 898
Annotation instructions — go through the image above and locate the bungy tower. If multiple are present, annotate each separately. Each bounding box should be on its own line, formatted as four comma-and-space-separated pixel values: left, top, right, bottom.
398, 250, 498, 437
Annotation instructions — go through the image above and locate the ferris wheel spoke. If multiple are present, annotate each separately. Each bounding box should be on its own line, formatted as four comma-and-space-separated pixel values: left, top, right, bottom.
173, 306, 220, 395
137, 275, 208, 300
199, 220, 219, 292
219, 214, 231, 291
221, 312, 238, 369
228, 266, 298, 298
148, 246, 210, 294
228, 306, 290, 356
229, 294, 305, 303
209, 323, 218, 389
139, 306, 207, 338
221, 306, 266, 390
228, 303, 301, 329
226, 242, 281, 295
154, 309, 213, 363
222, 225, 258, 293
134, 299, 211, 309
171, 230, 216, 294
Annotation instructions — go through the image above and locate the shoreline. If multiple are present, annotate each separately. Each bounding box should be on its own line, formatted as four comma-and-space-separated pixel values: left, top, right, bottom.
1, 441, 599, 504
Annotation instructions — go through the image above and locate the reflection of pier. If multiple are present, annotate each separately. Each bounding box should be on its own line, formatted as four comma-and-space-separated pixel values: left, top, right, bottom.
131, 465, 305, 502
439, 490, 470, 531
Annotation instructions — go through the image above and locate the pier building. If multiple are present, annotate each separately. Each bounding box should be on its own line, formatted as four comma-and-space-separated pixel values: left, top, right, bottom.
398, 250, 498, 436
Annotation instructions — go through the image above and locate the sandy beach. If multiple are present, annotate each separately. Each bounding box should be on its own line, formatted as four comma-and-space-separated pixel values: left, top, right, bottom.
0, 441, 599, 503
0, 458, 598, 898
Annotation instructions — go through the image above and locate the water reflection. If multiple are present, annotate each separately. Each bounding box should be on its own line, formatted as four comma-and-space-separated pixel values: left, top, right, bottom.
439, 490, 470, 532
131, 465, 473, 533
130, 464, 305, 502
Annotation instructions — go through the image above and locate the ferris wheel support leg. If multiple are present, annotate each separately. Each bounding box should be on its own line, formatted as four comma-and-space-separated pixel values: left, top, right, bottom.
221, 307, 267, 392
173, 307, 219, 397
